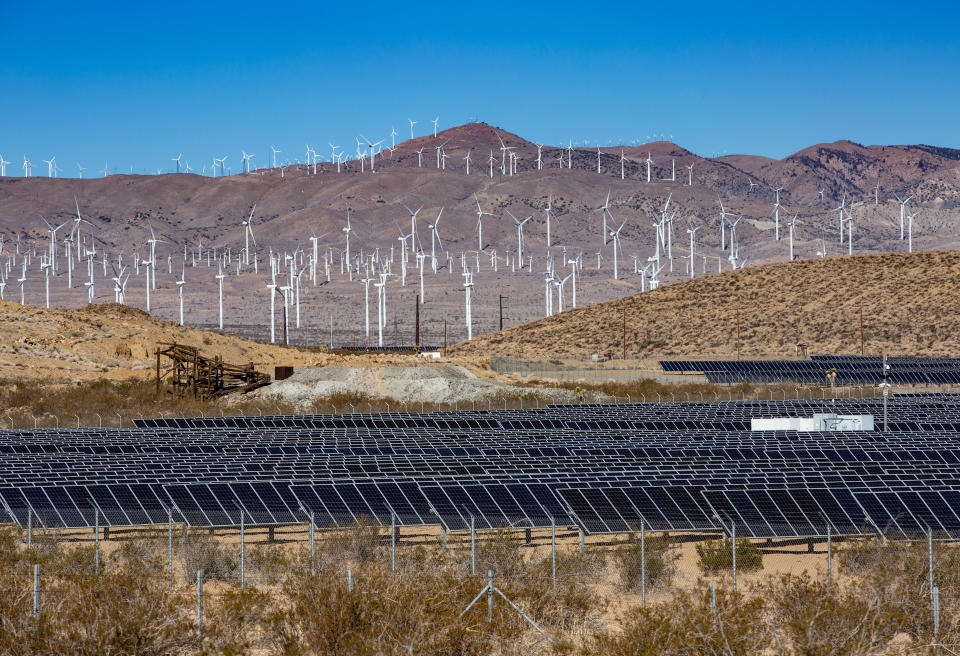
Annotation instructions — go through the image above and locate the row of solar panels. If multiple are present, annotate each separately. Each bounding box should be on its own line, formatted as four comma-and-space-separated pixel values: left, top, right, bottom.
5, 479, 959, 540
659, 358, 960, 385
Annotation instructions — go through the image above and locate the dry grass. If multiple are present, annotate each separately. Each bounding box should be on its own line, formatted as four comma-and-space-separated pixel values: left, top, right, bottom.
451, 250, 960, 360
1, 524, 959, 654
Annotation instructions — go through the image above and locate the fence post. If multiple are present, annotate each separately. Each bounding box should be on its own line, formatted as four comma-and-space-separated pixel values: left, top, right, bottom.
710, 582, 717, 614
826, 523, 832, 590
731, 523, 737, 593
578, 527, 584, 554
33, 564, 39, 618
470, 515, 476, 575
640, 517, 646, 608
27, 509, 32, 549
196, 569, 203, 629
168, 507, 174, 590
310, 511, 316, 576
348, 569, 354, 592
929, 527, 934, 598
94, 508, 100, 573
933, 586, 940, 643
551, 518, 557, 589
239, 508, 245, 589
487, 569, 494, 623
390, 512, 396, 572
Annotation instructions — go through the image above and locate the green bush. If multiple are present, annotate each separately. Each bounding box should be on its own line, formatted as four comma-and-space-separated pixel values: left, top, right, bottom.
696, 537, 763, 574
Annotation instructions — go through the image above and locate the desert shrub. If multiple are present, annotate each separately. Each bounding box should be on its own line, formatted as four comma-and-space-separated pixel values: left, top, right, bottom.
470, 527, 527, 578
316, 518, 385, 568
612, 534, 678, 590
582, 583, 770, 656
246, 542, 296, 584
180, 530, 239, 582
110, 530, 166, 573
763, 572, 894, 656
202, 586, 273, 655
696, 537, 763, 574
535, 546, 607, 583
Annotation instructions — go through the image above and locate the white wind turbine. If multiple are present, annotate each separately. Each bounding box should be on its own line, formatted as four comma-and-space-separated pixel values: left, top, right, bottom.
786, 213, 799, 261
17, 262, 27, 305
772, 186, 783, 241
403, 205, 423, 256
431, 116, 439, 137
341, 209, 354, 281
359, 134, 384, 171
595, 190, 612, 246
41, 216, 68, 275
77, 163, 87, 178
686, 225, 701, 279
907, 209, 920, 252
408, 118, 417, 139
242, 205, 257, 265
834, 192, 847, 244
474, 194, 493, 251
645, 152, 653, 182
536, 144, 544, 170
271, 147, 280, 168
415, 148, 425, 168
464, 149, 472, 175
216, 263, 227, 330
610, 218, 627, 280
266, 269, 278, 343
874, 179, 881, 205
41, 260, 51, 308
172, 153, 182, 173
895, 193, 913, 241
463, 270, 475, 340
686, 163, 694, 186
506, 210, 532, 268
390, 126, 397, 149
176, 263, 186, 325
43, 156, 56, 178
427, 208, 443, 267
0, 153, 9, 176
22, 155, 32, 177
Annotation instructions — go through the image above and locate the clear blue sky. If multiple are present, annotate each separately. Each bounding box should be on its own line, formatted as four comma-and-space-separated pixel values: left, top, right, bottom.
3, 0, 957, 176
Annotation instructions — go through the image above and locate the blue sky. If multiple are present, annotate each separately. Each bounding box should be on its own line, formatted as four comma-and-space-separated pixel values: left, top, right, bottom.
2, 0, 957, 176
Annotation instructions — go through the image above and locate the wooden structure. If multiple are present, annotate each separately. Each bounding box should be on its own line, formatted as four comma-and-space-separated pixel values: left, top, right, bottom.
155, 342, 270, 400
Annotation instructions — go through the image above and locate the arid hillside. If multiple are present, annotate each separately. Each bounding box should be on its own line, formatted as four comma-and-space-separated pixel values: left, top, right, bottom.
0, 301, 328, 383
450, 250, 960, 360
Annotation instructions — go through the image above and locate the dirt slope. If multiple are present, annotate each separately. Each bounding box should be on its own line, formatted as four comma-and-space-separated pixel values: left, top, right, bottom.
450, 250, 960, 360
0, 301, 331, 382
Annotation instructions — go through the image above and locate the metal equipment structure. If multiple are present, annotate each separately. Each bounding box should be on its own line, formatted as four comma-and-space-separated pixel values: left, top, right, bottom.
154, 342, 270, 399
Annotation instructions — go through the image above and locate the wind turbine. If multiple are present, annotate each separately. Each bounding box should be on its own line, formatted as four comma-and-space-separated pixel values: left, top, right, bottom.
427, 208, 443, 267
645, 152, 653, 182
0, 154, 9, 176
907, 209, 920, 252
215, 263, 227, 330
389, 126, 397, 149
22, 155, 31, 177
786, 213, 799, 261
686, 163, 694, 186
359, 134, 384, 171
408, 118, 417, 139
403, 205, 423, 256
463, 270, 475, 340
242, 205, 257, 265
76, 163, 87, 178
474, 194, 492, 251
772, 186, 783, 241
834, 192, 847, 244
464, 149, 472, 175
610, 218, 627, 280
895, 193, 913, 240
431, 116, 439, 137
176, 263, 186, 325
595, 190, 612, 246
686, 225, 700, 279
342, 209, 353, 279
172, 153, 182, 173
874, 179, 881, 205
271, 147, 280, 168
42, 156, 56, 178
506, 210, 532, 267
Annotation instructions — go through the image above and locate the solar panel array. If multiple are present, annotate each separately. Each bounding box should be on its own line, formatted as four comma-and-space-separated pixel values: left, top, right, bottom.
3, 394, 960, 539
659, 356, 960, 385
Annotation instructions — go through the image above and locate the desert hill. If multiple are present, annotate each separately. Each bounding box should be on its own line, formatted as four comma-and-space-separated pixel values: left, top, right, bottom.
0, 301, 329, 383
449, 250, 960, 360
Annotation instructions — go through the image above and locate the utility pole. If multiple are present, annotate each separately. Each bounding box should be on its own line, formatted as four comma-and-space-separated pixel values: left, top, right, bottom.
499, 295, 505, 331
443, 318, 447, 355
881, 354, 890, 432
415, 294, 420, 349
